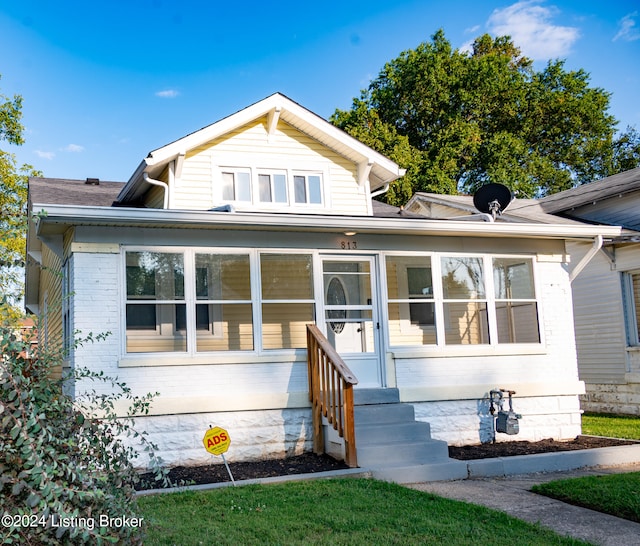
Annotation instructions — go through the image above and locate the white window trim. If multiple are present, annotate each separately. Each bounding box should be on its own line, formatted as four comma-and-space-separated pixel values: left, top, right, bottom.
622, 271, 640, 347
383, 251, 544, 351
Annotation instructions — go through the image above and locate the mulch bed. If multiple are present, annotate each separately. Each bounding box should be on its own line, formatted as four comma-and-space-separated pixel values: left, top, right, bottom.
137, 436, 638, 490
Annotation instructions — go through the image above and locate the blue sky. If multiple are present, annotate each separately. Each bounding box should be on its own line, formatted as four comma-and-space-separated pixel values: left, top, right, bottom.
1, 0, 639, 182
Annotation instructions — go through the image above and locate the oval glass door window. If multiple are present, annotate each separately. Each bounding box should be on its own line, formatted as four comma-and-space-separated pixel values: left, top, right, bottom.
327, 276, 347, 333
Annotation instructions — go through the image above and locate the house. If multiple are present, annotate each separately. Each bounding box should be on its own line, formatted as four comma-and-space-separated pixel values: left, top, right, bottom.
25, 94, 623, 474
534, 168, 640, 415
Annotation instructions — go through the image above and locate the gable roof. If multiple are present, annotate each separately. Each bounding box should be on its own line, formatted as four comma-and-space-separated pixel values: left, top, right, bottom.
117, 93, 405, 205
537, 167, 640, 214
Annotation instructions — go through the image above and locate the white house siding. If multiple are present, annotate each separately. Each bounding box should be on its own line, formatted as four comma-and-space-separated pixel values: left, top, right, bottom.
171, 119, 370, 215
573, 242, 640, 414
395, 259, 583, 445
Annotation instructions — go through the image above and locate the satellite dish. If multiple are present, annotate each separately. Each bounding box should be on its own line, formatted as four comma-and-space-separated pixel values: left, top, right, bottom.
473, 183, 513, 219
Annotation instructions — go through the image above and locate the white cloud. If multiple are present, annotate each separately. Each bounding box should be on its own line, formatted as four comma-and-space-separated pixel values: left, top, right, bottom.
63, 143, 84, 153
35, 150, 55, 160
487, 1, 580, 59
614, 12, 640, 42
155, 89, 180, 98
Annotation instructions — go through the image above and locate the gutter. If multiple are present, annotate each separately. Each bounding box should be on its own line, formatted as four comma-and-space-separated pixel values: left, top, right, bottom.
31, 203, 623, 241
569, 235, 603, 283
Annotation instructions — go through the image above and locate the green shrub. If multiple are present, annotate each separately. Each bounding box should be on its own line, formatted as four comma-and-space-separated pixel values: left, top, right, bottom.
0, 325, 167, 544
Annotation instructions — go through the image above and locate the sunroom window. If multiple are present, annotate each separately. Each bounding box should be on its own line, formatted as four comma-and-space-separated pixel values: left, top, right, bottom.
386, 254, 540, 348
125, 251, 187, 353
386, 256, 436, 346
492, 257, 540, 343
260, 253, 315, 349
193, 253, 253, 351
441, 256, 489, 345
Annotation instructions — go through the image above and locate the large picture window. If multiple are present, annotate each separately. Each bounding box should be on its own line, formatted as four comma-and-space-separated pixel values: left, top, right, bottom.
623, 271, 640, 346
386, 254, 540, 348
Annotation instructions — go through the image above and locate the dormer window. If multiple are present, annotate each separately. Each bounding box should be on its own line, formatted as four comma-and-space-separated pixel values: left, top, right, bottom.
218, 167, 324, 208
222, 170, 251, 202
294, 173, 322, 204
258, 172, 288, 203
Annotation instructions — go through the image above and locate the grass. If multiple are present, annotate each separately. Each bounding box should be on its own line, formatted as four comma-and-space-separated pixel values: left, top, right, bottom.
532, 472, 640, 524
137, 479, 588, 545
530, 412, 640, 524
581, 412, 640, 440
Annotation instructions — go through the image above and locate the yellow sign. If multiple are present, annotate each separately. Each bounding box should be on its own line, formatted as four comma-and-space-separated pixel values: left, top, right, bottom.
203, 426, 231, 455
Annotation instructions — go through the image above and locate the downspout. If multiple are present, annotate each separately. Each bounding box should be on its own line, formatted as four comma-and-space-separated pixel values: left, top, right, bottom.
370, 183, 390, 199
569, 235, 603, 283
143, 172, 169, 209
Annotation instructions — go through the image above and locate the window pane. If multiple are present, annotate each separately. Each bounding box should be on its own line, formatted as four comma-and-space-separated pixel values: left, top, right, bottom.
126, 303, 187, 353
388, 303, 437, 346
261, 254, 313, 300
236, 172, 251, 201
222, 172, 234, 201
493, 258, 535, 299
195, 254, 251, 300
294, 175, 306, 203
258, 174, 272, 202
323, 261, 371, 306
308, 175, 322, 204
196, 304, 254, 351
274, 174, 287, 203
126, 252, 184, 300
441, 257, 485, 299
443, 302, 489, 344
262, 303, 314, 349
496, 302, 540, 343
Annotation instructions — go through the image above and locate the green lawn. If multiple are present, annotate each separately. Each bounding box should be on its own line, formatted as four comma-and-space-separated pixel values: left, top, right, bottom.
532, 472, 640, 524
529, 412, 640, 523
581, 412, 640, 440
137, 479, 588, 545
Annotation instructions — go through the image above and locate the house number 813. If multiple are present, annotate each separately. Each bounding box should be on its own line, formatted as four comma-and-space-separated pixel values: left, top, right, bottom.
340, 240, 357, 250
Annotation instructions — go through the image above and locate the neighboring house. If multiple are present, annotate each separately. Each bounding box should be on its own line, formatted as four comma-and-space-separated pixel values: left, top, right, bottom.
535, 168, 640, 415
407, 168, 640, 417
25, 94, 622, 471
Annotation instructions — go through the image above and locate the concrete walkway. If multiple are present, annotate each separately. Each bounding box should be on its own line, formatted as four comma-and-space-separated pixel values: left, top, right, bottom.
408, 463, 640, 546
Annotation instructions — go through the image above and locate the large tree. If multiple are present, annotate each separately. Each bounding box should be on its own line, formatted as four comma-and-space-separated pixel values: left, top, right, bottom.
332, 30, 640, 205
0, 76, 40, 323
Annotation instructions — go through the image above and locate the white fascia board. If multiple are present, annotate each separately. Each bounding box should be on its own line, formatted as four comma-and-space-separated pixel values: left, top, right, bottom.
32, 203, 623, 241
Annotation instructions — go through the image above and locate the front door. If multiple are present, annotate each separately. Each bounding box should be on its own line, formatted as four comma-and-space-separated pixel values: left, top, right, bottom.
320, 257, 383, 388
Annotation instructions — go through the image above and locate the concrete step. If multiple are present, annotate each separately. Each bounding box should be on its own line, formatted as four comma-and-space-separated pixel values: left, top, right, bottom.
355, 421, 432, 444
357, 438, 451, 468
354, 388, 400, 406
370, 460, 469, 484
354, 403, 416, 426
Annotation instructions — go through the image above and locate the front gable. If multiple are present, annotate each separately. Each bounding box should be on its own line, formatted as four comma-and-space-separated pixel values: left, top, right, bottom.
117, 93, 404, 216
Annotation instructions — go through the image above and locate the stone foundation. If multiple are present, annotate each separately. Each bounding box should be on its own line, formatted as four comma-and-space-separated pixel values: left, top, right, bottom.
580, 378, 640, 415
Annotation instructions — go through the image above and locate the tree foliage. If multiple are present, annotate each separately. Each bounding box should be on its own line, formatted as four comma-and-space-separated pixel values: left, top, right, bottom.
0, 76, 41, 322
0, 326, 168, 544
332, 30, 640, 204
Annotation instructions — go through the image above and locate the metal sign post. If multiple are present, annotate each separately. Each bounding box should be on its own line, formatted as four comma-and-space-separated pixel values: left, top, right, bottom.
202, 425, 235, 486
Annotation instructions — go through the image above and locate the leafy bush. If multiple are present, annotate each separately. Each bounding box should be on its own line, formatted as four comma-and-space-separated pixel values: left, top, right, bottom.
0, 325, 167, 544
